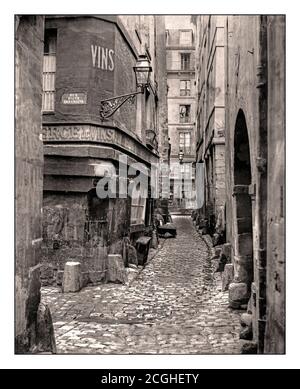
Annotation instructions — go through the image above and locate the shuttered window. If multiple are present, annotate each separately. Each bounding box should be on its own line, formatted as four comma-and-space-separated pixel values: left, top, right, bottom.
180, 53, 190, 70
179, 30, 192, 46
180, 80, 191, 96
179, 132, 191, 154
42, 30, 57, 112
130, 183, 147, 225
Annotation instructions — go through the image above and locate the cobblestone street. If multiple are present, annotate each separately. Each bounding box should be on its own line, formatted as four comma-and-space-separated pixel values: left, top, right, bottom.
41, 216, 241, 354
13, 13, 286, 362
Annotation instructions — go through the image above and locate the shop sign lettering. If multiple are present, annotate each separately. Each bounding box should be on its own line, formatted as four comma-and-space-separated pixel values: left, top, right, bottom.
91, 45, 115, 71
43, 126, 115, 143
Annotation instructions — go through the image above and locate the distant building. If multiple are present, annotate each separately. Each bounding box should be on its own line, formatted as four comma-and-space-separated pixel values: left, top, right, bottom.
41, 15, 168, 286
165, 16, 197, 212
193, 15, 285, 354
194, 16, 226, 238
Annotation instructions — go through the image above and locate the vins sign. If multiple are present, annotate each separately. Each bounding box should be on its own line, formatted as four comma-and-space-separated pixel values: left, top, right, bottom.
91, 45, 115, 71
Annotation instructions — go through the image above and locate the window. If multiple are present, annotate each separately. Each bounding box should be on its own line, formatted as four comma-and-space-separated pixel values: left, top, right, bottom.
179, 30, 192, 46
180, 163, 192, 175
130, 182, 147, 225
179, 105, 191, 123
180, 80, 191, 96
42, 29, 57, 112
179, 132, 191, 154
180, 53, 190, 70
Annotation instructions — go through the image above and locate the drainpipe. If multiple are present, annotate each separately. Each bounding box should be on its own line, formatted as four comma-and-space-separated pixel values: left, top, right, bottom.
202, 79, 208, 221
255, 15, 268, 354
225, 16, 229, 244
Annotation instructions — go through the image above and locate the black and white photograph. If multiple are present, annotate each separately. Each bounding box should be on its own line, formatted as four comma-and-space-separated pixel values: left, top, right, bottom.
13, 12, 286, 357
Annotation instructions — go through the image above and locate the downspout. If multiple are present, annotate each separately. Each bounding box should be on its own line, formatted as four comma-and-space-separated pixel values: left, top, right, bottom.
256, 15, 268, 354
202, 75, 207, 220
225, 16, 229, 243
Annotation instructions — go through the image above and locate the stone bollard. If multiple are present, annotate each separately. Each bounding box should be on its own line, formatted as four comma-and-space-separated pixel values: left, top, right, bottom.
222, 263, 234, 291
240, 313, 253, 327
239, 312, 253, 340
106, 254, 127, 284
228, 282, 249, 309
222, 243, 232, 260
151, 229, 158, 249
35, 303, 57, 353
62, 262, 82, 292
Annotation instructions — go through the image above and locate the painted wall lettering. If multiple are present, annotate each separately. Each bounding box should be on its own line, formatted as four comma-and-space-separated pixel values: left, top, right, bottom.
42, 125, 157, 165
91, 45, 115, 71
43, 125, 115, 142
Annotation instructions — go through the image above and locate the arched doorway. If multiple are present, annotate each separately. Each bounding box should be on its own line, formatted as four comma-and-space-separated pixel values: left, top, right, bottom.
229, 110, 254, 307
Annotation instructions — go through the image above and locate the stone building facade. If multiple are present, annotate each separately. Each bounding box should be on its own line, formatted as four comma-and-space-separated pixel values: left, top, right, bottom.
194, 16, 226, 239
193, 15, 285, 354
41, 16, 168, 286
15, 16, 55, 353
165, 16, 196, 211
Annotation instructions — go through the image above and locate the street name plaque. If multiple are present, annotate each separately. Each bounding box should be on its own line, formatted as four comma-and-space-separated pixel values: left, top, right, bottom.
61, 93, 87, 105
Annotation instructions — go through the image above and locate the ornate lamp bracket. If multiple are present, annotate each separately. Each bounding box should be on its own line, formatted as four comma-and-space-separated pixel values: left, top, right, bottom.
99, 89, 143, 120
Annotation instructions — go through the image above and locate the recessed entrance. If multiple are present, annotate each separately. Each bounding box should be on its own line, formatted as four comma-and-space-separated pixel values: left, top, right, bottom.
230, 110, 254, 305
85, 188, 109, 244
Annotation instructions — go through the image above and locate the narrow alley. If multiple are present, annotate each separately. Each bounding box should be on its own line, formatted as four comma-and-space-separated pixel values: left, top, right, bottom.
42, 216, 241, 354
14, 13, 286, 361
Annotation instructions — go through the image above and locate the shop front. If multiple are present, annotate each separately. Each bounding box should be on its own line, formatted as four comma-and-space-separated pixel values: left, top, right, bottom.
40, 16, 159, 286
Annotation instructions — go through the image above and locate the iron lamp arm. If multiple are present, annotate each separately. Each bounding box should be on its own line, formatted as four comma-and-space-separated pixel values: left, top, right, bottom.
99, 88, 144, 120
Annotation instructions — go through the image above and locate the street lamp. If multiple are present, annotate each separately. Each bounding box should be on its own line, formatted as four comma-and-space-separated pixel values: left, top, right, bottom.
99, 54, 152, 120
178, 149, 184, 164
134, 55, 152, 92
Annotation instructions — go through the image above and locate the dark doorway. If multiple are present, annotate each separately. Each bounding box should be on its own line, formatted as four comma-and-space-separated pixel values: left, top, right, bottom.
233, 110, 253, 287
85, 188, 109, 243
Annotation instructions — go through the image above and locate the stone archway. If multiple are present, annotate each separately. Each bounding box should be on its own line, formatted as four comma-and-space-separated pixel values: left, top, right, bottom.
229, 110, 254, 308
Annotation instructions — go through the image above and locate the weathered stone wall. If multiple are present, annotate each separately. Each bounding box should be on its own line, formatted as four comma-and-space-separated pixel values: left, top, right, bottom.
113, 24, 138, 134
41, 193, 133, 286
225, 15, 261, 349
193, 16, 226, 237
193, 15, 285, 353
15, 15, 54, 353
41, 16, 162, 287
41, 192, 107, 286
225, 15, 259, 249
155, 15, 169, 165
107, 198, 131, 255
225, 15, 285, 353
264, 16, 285, 354
43, 17, 138, 134
214, 144, 226, 210
43, 15, 162, 143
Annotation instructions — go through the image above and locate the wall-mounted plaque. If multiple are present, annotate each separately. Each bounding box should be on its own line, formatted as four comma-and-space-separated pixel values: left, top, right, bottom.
61, 93, 87, 105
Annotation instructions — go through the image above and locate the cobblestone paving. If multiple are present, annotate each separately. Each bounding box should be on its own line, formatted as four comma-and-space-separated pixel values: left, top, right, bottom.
41, 216, 241, 354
